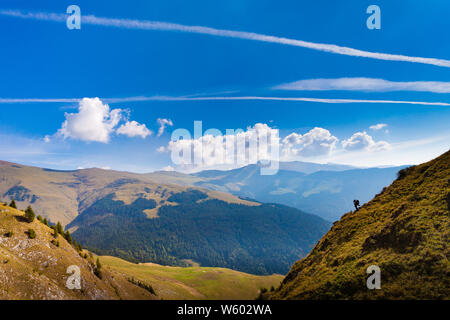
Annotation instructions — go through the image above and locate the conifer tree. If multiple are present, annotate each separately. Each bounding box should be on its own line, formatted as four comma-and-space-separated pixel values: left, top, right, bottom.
28, 229, 36, 239
25, 205, 35, 223
52, 225, 58, 238
56, 222, 63, 235
64, 230, 72, 244
96, 258, 102, 270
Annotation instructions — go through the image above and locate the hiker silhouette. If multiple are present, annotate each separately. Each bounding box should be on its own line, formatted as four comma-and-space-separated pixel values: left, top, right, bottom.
353, 199, 360, 211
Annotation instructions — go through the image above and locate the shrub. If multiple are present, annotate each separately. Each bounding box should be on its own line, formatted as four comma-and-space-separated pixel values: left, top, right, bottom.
93, 258, 103, 279
27, 229, 36, 239
25, 206, 35, 223
51, 239, 60, 247
397, 165, 416, 180
9, 199, 17, 209
128, 277, 156, 295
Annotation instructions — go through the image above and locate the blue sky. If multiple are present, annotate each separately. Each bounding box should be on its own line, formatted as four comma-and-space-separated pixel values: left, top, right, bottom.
0, 0, 449, 172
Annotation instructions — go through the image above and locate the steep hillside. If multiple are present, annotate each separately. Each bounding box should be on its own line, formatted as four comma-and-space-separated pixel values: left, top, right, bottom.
271, 150, 450, 299
193, 163, 404, 221
69, 190, 330, 275
0, 203, 156, 300
100, 256, 283, 300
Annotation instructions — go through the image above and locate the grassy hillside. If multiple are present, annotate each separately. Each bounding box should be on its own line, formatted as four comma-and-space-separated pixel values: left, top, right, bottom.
271, 150, 450, 299
0, 203, 156, 300
100, 256, 283, 300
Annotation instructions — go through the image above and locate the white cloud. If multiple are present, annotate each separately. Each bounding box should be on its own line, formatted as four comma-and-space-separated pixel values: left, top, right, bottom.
369, 123, 388, 131
274, 78, 450, 93
166, 123, 279, 171
56, 97, 151, 143
117, 120, 152, 138
282, 127, 338, 158
43, 135, 51, 143
157, 118, 173, 137
342, 131, 390, 152
156, 146, 166, 153
2, 10, 450, 67
57, 98, 122, 143
162, 124, 396, 172
161, 165, 174, 171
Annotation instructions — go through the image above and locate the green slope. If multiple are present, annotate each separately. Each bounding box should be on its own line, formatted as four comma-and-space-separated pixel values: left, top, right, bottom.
100, 255, 283, 300
271, 150, 450, 299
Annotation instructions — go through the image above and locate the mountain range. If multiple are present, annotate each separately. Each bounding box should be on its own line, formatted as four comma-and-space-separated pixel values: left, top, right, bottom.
191, 162, 405, 221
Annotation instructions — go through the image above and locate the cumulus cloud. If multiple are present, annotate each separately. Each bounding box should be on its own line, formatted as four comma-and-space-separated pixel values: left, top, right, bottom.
370, 123, 388, 131
117, 120, 152, 138
161, 165, 175, 171
161, 123, 392, 172
274, 78, 450, 93
167, 123, 279, 170
282, 127, 338, 158
57, 98, 122, 143
342, 131, 390, 152
56, 97, 151, 143
157, 118, 173, 137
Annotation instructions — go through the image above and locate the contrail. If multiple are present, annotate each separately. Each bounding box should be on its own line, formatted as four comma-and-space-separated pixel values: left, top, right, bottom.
1, 9, 450, 67
275, 77, 450, 93
1, 96, 449, 106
